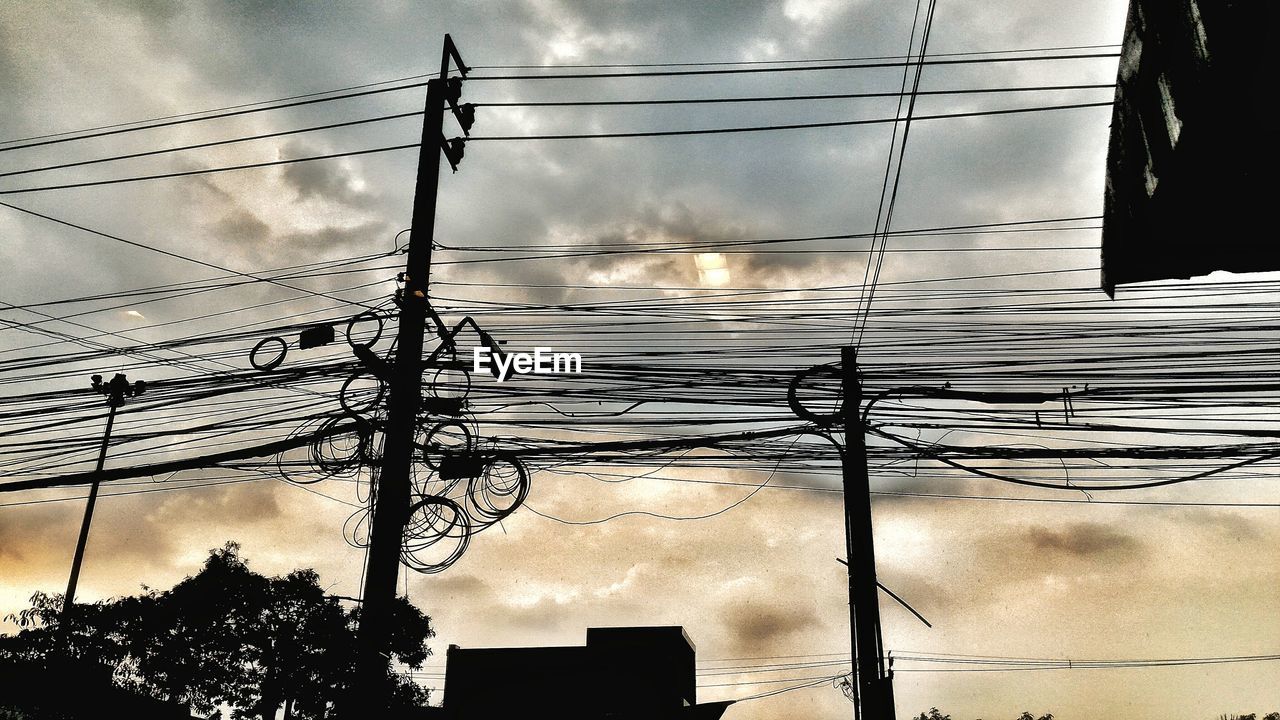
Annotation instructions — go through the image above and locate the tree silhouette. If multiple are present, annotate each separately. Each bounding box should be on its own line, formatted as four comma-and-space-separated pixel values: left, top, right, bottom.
0, 542, 433, 719
914, 710, 1053, 720
913, 711, 1280, 720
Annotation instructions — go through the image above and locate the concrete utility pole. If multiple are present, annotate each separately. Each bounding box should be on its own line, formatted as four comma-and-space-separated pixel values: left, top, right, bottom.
841, 346, 895, 719
351, 34, 470, 711
63, 373, 145, 616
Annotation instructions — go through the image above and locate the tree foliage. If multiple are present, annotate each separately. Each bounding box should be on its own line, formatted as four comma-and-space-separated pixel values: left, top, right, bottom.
0, 542, 433, 719
914, 710, 1051, 720
918, 710, 1280, 720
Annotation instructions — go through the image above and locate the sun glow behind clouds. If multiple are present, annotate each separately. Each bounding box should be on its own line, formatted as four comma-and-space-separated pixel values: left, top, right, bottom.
695, 253, 730, 286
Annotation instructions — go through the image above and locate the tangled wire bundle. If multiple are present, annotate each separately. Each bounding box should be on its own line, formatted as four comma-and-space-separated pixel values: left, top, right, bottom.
259, 310, 530, 574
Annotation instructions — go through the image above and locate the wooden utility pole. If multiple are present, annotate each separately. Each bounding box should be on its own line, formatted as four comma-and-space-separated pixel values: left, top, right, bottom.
350, 35, 469, 712
841, 346, 895, 719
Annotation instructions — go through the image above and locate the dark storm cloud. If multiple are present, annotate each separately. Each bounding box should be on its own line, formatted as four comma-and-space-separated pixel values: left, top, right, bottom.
722, 601, 820, 655
512, 0, 773, 52
114, 0, 182, 22
186, 171, 236, 203
872, 568, 946, 621
552, 201, 844, 290
425, 572, 489, 596
280, 219, 393, 254
514, 0, 909, 68
1180, 511, 1261, 543
0, 34, 29, 132
899, 108, 1109, 230
1023, 521, 1143, 558
570, 224, 726, 287
737, 244, 850, 287
203, 205, 393, 270
126, 3, 394, 101
211, 208, 272, 244
279, 141, 377, 208
907, 513, 1154, 614
147, 479, 284, 526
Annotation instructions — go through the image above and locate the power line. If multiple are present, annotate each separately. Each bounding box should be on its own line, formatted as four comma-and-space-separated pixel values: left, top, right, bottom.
0, 43, 1119, 151
470, 83, 1116, 107
0, 85, 1115, 180
0, 201, 383, 311
464, 51, 1121, 80
0, 111, 424, 180
470, 43, 1120, 69
856, 0, 938, 347
0, 102, 1110, 195
0, 144, 418, 196
464, 101, 1113, 141
0, 49, 1120, 160
0, 79, 430, 154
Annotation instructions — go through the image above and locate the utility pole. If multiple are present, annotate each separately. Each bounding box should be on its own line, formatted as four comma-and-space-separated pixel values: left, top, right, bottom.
63, 373, 146, 616
350, 34, 470, 712
841, 346, 895, 719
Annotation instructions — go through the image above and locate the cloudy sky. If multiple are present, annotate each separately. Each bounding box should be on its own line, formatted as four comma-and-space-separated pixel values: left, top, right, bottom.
1, 1, 1277, 719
